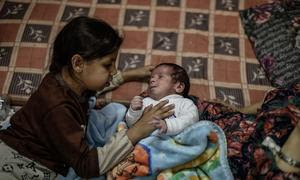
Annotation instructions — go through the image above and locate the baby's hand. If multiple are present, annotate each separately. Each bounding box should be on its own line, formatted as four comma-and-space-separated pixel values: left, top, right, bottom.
150, 116, 167, 134
130, 96, 143, 111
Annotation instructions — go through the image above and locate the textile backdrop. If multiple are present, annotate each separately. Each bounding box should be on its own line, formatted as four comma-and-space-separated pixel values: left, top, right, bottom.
0, 0, 273, 106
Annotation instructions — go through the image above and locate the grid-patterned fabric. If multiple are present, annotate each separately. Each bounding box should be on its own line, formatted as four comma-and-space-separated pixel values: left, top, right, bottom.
0, 0, 273, 107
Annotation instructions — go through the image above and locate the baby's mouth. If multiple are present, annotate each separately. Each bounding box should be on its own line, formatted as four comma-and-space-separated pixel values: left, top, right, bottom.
149, 86, 157, 90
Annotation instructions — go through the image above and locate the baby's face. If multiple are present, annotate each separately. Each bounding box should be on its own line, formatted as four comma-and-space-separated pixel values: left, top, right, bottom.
148, 66, 177, 100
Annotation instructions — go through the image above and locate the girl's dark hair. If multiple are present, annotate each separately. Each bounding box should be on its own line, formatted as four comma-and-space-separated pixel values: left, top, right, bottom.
155, 63, 190, 98
49, 16, 123, 73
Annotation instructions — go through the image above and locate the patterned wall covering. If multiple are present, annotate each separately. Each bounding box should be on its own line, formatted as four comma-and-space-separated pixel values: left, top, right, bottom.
0, 0, 273, 107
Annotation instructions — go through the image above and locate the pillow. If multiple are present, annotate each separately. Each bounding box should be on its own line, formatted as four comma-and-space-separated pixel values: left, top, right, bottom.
240, 0, 300, 88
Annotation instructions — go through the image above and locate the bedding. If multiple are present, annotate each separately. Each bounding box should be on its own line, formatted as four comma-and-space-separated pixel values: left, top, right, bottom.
0, 0, 273, 107
110, 121, 233, 180
240, 0, 300, 88
1, 85, 300, 179
197, 83, 300, 179
1, 0, 300, 179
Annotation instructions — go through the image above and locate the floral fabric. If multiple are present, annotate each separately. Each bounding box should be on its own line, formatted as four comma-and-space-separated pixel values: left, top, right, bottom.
197, 84, 300, 179
240, 0, 300, 88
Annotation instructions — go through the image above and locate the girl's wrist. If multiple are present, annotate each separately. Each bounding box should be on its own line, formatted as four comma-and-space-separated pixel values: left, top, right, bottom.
126, 125, 151, 145
121, 66, 153, 82
121, 69, 138, 82
126, 126, 139, 145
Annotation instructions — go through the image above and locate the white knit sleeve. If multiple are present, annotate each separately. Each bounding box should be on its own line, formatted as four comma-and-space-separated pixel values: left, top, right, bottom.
165, 99, 199, 135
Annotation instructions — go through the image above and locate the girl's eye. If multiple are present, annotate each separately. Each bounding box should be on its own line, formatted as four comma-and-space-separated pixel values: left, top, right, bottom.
104, 64, 112, 68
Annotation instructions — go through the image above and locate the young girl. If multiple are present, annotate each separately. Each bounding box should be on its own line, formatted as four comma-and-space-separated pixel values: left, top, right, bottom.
0, 16, 174, 179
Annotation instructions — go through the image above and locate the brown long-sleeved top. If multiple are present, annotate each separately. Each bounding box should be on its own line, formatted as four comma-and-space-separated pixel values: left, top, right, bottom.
0, 73, 133, 178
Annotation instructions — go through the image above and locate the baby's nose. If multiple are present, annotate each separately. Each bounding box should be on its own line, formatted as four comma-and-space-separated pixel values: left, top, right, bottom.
150, 77, 156, 83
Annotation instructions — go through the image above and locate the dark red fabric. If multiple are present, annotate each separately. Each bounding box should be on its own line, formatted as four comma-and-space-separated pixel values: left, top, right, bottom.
197, 84, 300, 179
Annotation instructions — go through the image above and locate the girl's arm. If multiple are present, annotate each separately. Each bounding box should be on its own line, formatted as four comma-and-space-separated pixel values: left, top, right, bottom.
122, 65, 154, 82
209, 99, 263, 114
96, 66, 154, 96
99, 100, 174, 175
238, 101, 263, 114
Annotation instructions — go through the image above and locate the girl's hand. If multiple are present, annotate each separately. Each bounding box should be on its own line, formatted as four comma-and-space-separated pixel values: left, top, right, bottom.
209, 99, 240, 112
130, 96, 143, 111
150, 117, 167, 134
126, 100, 174, 144
122, 65, 154, 82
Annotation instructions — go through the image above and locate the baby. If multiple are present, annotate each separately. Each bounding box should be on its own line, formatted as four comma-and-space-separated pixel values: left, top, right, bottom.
125, 63, 199, 135
108, 63, 200, 179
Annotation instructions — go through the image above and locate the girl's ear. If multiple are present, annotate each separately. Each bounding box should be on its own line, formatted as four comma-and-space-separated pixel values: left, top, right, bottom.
174, 82, 185, 94
71, 54, 84, 73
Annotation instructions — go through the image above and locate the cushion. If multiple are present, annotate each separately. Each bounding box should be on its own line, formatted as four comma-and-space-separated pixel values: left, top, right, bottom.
240, 0, 300, 88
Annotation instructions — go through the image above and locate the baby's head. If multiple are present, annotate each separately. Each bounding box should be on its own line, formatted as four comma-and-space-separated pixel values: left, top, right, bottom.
148, 63, 190, 100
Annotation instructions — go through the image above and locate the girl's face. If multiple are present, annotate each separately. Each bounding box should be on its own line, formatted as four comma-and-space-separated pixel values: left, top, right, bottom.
80, 52, 118, 92
148, 65, 178, 100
